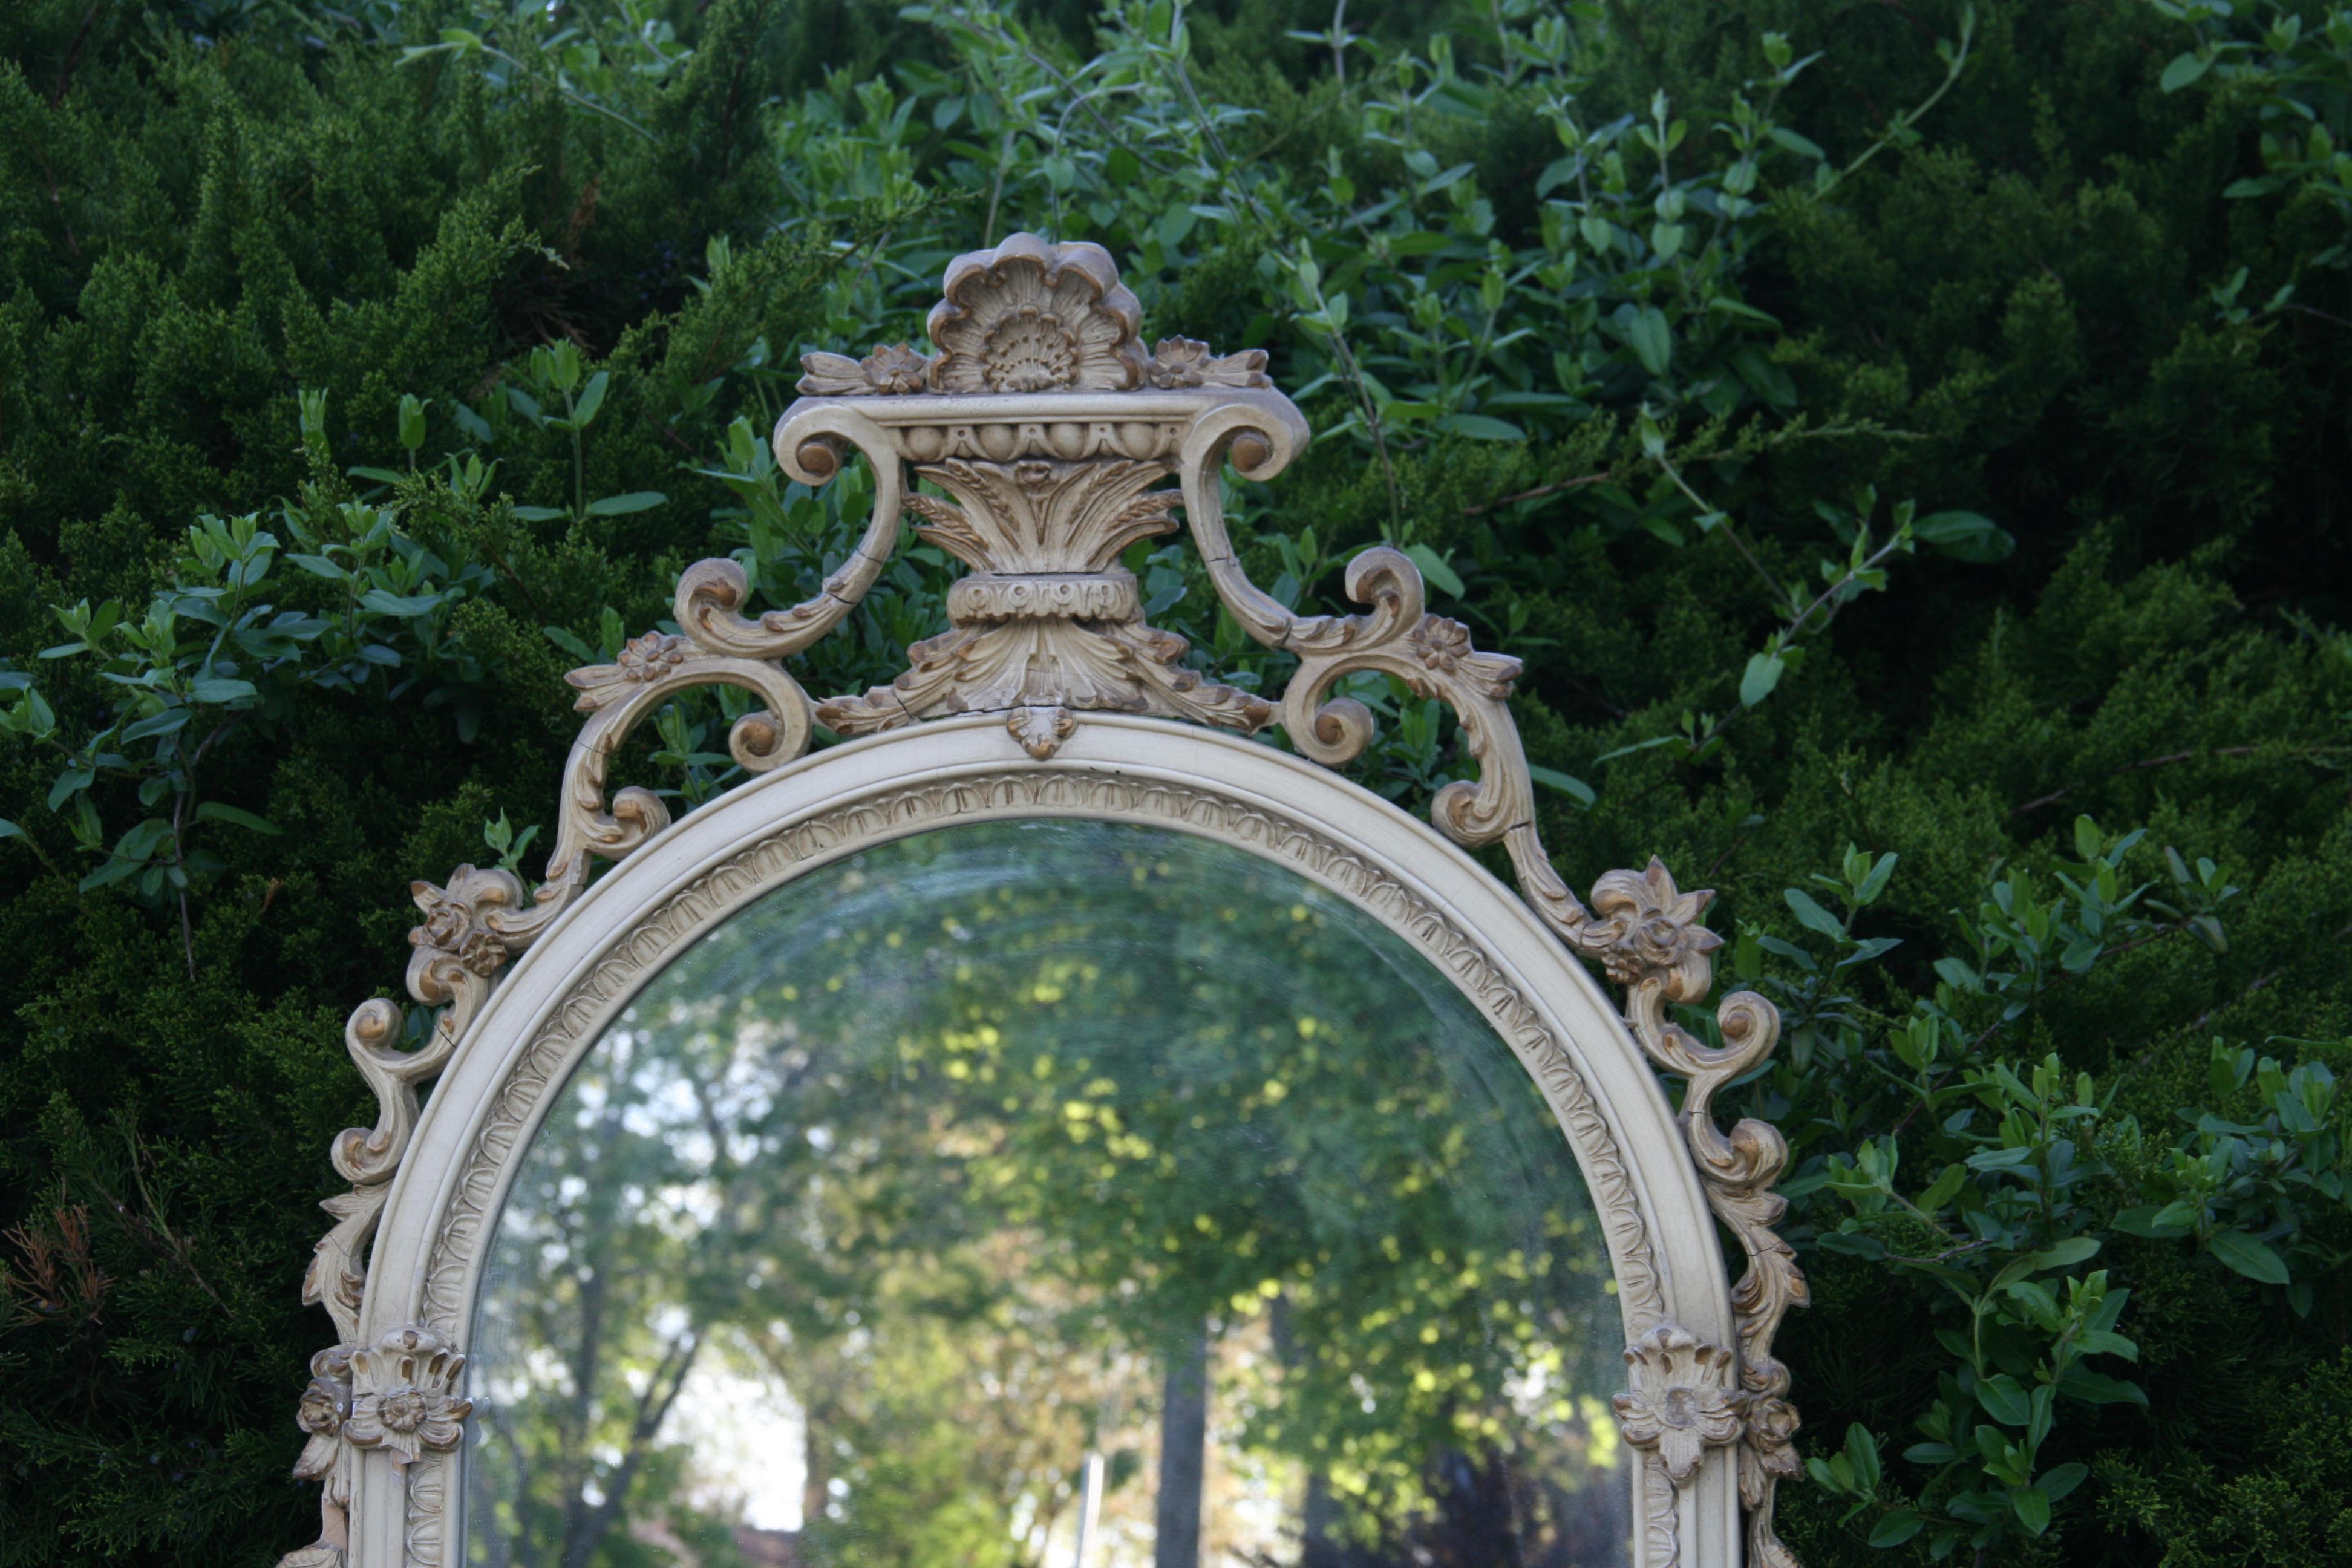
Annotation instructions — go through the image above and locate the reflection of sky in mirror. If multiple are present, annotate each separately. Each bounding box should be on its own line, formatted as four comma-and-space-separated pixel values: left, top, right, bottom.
466, 820, 1632, 1568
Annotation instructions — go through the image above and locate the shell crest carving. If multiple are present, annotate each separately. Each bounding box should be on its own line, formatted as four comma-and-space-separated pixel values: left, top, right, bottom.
930, 234, 1145, 392
794, 235, 1268, 397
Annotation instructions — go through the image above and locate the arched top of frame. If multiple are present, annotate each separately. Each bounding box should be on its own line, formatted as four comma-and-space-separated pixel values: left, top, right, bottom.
277, 235, 1809, 1568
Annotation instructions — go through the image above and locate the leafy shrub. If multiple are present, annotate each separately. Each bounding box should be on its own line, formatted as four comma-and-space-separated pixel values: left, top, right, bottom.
1, 1, 2348, 1564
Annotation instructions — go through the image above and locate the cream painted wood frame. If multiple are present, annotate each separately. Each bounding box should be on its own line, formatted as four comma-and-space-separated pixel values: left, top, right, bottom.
278, 235, 1809, 1568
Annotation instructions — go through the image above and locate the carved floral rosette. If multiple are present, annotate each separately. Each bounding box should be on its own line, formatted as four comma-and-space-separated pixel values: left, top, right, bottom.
279, 1327, 470, 1566
286, 233, 1805, 1568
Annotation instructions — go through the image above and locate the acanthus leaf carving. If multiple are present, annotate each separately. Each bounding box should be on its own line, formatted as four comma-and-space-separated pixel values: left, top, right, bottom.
806, 448, 1269, 734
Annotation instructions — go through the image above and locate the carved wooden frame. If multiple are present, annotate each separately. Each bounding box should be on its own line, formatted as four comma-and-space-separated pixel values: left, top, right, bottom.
281, 235, 1807, 1568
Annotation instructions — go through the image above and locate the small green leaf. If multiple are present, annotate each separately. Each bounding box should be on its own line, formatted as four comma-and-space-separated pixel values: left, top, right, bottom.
360, 590, 445, 617
1913, 510, 2014, 563
2024, 1236, 2101, 1274
1869, 1510, 1924, 1547
2159, 51, 2210, 92
1976, 1374, 2033, 1428
80, 858, 144, 892
1529, 766, 1596, 806
0, 818, 24, 841
1933, 956, 1981, 991
1917, 1163, 1966, 1212
2059, 1367, 2147, 1406
1740, 651, 1785, 708
2040, 1462, 2088, 1503
543, 625, 598, 662
582, 491, 668, 517
190, 678, 259, 704
1783, 887, 1846, 939
570, 370, 609, 428
1403, 544, 1465, 598
2013, 1486, 2051, 1535
2207, 1227, 2290, 1284
1846, 1423, 1883, 1494
1593, 734, 1685, 764
194, 801, 283, 836
1627, 306, 1673, 376
1432, 412, 1526, 442
1708, 296, 1783, 329
1769, 126, 1826, 161
398, 394, 429, 451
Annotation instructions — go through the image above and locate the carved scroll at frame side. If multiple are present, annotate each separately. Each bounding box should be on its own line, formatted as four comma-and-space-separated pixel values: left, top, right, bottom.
1172, 398, 1811, 1564
280, 559, 834, 1568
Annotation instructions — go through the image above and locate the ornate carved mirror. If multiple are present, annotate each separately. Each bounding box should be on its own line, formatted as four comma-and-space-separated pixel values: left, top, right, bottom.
281, 236, 1806, 1568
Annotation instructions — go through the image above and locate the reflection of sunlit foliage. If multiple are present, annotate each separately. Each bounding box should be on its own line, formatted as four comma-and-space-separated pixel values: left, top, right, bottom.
468, 822, 1630, 1568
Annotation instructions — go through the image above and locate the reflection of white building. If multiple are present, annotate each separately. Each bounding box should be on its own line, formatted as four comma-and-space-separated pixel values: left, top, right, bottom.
658, 1330, 810, 1532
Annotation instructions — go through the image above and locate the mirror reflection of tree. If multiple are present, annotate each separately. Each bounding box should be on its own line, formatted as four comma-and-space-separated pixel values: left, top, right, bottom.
466, 821, 1632, 1568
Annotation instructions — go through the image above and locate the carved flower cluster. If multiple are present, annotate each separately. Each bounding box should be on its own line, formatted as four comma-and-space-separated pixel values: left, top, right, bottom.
1410, 615, 1475, 674
289, 1328, 472, 1481
795, 340, 935, 397
345, 1384, 469, 1464
614, 631, 687, 682
1613, 1322, 1745, 1481
290, 1347, 354, 1481
1583, 857, 1724, 1004
1747, 1391, 1804, 1477
412, 871, 511, 979
1145, 335, 1270, 390
346, 1327, 472, 1467
1402, 613, 1521, 701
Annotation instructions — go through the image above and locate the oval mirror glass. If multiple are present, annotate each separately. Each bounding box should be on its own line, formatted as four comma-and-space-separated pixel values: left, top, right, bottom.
465, 818, 1633, 1567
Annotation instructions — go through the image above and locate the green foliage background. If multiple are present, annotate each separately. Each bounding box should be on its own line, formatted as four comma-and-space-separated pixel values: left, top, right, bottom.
1, 0, 2348, 1564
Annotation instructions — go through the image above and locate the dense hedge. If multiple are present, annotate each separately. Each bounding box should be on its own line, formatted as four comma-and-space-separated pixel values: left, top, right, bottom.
1, 1, 2347, 1564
